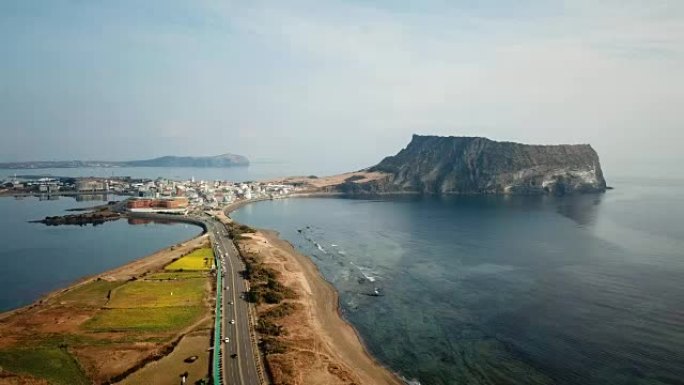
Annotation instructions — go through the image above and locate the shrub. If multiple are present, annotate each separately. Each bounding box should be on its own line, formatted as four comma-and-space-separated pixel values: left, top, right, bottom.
260, 337, 288, 355
344, 175, 365, 182
263, 291, 283, 304
256, 319, 284, 336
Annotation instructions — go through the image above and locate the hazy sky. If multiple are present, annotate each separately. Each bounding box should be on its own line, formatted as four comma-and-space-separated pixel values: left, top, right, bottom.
1, 1, 682, 177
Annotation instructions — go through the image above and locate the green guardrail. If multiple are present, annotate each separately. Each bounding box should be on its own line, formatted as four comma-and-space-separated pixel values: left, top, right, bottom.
212, 245, 223, 385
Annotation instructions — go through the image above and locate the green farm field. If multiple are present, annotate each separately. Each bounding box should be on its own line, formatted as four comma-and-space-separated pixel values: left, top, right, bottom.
164, 247, 213, 271
53, 279, 125, 308
0, 346, 90, 385
107, 278, 206, 308
0, 238, 214, 384
146, 271, 207, 280
84, 306, 205, 332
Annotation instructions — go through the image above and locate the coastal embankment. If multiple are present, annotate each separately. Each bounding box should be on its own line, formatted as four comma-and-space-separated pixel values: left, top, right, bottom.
223, 200, 403, 385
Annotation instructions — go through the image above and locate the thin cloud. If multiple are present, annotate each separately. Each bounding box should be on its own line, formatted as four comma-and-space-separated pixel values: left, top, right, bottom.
0, 0, 682, 176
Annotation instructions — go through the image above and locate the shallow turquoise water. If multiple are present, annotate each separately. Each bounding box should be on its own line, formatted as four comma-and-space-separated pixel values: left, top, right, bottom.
233, 177, 684, 385
0, 195, 201, 311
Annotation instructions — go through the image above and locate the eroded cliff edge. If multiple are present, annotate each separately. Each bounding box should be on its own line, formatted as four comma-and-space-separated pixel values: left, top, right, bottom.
330, 135, 607, 195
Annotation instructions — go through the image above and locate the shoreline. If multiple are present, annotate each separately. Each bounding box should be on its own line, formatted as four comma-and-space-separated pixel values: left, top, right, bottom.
0, 229, 213, 384
226, 198, 405, 384
265, 230, 404, 385
0, 229, 205, 321
0, 194, 403, 384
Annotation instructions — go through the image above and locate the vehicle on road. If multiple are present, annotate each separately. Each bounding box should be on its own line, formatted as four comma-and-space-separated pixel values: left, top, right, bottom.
231, 353, 238, 359
223, 337, 230, 343
230, 319, 235, 324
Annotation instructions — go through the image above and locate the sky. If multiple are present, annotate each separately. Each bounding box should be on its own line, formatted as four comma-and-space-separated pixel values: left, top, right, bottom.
1, 0, 682, 177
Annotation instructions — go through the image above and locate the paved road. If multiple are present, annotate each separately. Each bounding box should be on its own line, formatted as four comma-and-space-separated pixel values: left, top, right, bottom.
206, 219, 261, 385
121, 210, 262, 385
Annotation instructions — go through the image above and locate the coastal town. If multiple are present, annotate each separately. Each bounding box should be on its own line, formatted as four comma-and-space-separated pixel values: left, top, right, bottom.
0, 174, 299, 213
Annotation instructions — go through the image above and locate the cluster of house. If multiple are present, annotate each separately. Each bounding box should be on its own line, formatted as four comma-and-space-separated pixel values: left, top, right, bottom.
125, 178, 296, 210
1, 174, 297, 212
0, 176, 116, 193
1, 176, 68, 193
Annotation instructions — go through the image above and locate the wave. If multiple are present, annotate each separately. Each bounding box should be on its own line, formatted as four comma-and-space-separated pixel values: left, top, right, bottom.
315, 242, 327, 254
350, 262, 381, 283
298, 230, 328, 255
401, 376, 422, 385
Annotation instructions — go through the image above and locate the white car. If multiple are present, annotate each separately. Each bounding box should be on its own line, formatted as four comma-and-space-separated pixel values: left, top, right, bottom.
223, 337, 230, 343
229, 319, 235, 324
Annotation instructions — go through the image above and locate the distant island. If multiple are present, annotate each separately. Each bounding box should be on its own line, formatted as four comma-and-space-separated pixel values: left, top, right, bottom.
278, 135, 608, 195
0, 153, 249, 169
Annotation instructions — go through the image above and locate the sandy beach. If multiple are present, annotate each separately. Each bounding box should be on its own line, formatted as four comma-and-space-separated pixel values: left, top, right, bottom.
234, 227, 403, 385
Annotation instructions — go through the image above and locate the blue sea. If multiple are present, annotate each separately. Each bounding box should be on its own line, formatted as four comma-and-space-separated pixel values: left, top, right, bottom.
0, 162, 330, 182
0, 195, 200, 311
232, 177, 684, 385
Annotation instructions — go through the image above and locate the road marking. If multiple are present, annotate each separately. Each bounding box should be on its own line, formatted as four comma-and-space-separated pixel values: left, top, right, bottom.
218, 226, 246, 385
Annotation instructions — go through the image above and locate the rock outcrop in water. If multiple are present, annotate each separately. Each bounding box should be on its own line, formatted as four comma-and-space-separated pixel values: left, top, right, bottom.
33, 208, 122, 226
341, 135, 607, 195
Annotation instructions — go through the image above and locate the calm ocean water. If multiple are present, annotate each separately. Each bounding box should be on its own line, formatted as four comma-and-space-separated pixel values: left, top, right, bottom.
0, 162, 332, 182
233, 177, 684, 385
0, 195, 200, 311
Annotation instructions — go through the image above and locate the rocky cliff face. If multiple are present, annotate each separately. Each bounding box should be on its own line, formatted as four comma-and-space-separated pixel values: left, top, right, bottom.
359, 135, 606, 195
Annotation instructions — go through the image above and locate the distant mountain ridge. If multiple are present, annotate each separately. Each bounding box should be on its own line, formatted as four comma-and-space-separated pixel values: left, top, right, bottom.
124, 153, 249, 167
333, 135, 607, 195
0, 153, 249, 169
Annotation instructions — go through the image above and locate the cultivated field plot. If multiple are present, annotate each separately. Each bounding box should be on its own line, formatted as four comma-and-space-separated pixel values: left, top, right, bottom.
107, 278, 206, 308
164, 247, 213, 271
146, 271, 207, 280
54, 279, 125, 307
0, 346, 90, 385
84, 306, 204, 332
117, 333, 210, 385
